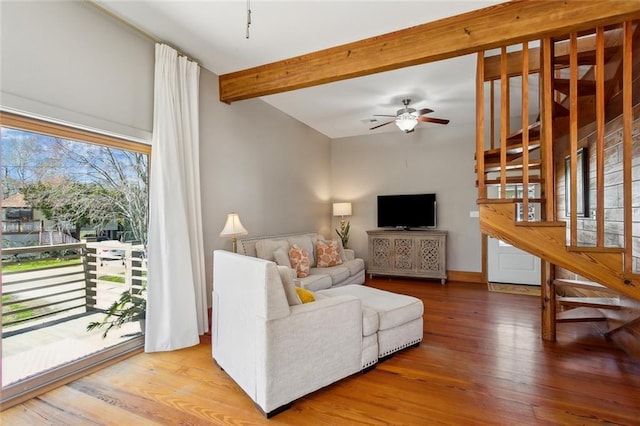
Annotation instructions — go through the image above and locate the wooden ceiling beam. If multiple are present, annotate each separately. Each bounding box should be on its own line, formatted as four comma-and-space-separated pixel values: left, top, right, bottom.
219, 0, 640, 104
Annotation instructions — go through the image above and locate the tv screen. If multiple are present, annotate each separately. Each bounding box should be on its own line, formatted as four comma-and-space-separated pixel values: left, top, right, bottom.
377, 193, 436, 229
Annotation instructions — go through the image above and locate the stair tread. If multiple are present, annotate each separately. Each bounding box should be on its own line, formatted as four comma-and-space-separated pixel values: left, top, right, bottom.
477, 197, 546, 205
554, 46, 618, 66
554, 279, 619, 294
482, 177, 544, 185
606, 315, 640, 336
554, 78, 598, 96
506, 121, 541, 143
481, 159, 542, 173
557, 296, 621, 309
483, 142, 541, 161
556, 307, 607, 323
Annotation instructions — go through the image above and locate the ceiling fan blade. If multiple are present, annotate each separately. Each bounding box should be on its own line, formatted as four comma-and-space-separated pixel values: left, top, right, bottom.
417, 108, 434, 116
417, 116, 450, 125
373, 114, 397, 117
369, 120, 395, 130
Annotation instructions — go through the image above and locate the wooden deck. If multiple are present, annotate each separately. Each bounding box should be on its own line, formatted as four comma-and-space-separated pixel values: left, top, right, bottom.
2, 312, 142, 387
3, 278, 640, 424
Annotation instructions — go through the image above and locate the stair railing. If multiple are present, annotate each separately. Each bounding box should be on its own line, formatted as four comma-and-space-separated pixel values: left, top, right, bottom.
478, 21, 639, 273
476, 41, 542, 221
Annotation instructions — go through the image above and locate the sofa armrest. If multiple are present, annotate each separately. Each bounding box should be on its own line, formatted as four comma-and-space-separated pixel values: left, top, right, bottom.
344, 248, 355, 261
255, 295, 362, 413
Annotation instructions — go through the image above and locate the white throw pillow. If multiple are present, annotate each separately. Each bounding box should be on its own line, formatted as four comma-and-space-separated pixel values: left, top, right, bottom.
335, 238, 348, 262
273, 247, 291, 267
256, 239, 290, 261
277, 265, 301, 305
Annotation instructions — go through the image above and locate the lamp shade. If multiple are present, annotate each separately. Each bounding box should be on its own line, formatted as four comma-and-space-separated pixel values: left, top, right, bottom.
333, 202, 352, 217
219, 213, 248, 237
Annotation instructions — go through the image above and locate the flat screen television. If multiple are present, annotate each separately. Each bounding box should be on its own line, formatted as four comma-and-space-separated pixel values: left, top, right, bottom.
377, 193, 437, 229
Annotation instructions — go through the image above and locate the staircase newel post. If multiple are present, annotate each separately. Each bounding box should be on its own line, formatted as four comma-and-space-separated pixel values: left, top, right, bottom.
541, 260, 556, 341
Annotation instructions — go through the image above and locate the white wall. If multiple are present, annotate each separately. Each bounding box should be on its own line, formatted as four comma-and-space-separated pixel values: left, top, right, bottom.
331, 124, 482, 273
0, 1, 154, 141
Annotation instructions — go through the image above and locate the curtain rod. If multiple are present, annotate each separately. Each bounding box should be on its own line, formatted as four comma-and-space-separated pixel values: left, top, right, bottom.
84, 0, 198, 63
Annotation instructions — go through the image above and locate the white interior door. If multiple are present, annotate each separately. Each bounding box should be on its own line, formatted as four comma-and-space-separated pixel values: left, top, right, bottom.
487, 237, 541, 285
486, 183, 541, 285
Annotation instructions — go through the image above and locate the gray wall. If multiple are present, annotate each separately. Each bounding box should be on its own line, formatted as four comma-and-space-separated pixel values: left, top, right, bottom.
199, 68, 332, 298
331, 123, 482, 273
0, 1, 154, 141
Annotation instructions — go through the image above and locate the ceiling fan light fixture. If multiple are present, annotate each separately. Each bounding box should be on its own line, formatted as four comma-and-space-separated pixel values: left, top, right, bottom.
395, 112, 418, 132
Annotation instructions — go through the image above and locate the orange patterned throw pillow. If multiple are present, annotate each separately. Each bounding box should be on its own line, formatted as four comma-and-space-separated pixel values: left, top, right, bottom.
316, 240, 343, 268
289, 244, 310, 278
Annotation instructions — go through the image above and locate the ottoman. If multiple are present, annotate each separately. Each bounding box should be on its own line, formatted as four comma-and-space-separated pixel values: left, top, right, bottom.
316, 285, 424, 360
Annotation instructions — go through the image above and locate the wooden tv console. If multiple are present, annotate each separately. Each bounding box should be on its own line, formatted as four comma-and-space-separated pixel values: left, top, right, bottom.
367, 229, 447, 284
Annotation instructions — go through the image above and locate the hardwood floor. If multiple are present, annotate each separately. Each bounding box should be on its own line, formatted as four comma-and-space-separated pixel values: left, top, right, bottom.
3, 279, 640, 425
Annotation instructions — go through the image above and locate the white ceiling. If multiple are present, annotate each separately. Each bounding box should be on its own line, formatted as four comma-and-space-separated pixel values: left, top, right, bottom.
96, 0, 505, 139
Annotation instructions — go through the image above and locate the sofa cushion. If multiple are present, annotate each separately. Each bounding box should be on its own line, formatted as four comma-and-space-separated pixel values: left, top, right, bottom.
287, 235, 316, 267
273, 247, 291, 267
297, 274, 332, 291
309, 265, 350, 285
342, 258, 365, 276
256, 239, 290, 262
277, 265, 301, 306
289, 244, 310, 278
317, 285, 423, 331
295, 287, 315, 303
316, 240, 343, 268
362, 306, 379, 337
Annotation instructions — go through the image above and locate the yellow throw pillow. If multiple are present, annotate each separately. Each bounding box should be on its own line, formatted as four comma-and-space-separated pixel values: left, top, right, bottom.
289, 244, 310, 278
316, 240, 343, 268
295, 287, 315, 303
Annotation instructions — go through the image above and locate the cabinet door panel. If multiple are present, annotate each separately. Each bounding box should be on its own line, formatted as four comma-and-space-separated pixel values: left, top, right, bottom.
371, 237, 392, 269
417, 237, 443, 273
393, 238, 414, 271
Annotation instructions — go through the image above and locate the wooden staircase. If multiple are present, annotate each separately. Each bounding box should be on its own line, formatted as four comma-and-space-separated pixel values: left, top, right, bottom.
475, 20, 640, 351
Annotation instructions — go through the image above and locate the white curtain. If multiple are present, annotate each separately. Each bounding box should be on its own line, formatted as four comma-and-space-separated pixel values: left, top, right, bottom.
145, 44, 208, 352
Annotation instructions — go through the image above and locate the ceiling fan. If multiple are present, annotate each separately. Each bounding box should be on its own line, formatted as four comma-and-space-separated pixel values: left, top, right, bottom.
370, 98, 450, 133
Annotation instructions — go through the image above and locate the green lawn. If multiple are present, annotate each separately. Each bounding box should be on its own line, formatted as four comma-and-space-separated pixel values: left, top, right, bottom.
2, 258, 82, 273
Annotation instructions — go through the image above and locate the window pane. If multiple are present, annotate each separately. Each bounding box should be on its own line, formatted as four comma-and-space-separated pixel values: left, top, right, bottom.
1, 118, 149, 404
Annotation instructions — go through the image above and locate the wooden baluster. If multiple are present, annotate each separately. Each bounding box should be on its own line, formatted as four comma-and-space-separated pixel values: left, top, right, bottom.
476, 52, 486, 200
623, 21, 633, 273
490, 80, 495, 150
522, 42, 530, 222
570, 33, 578, 247
500, 46, 508, 199
541, 38, 554, 222
596, 27, 605, 248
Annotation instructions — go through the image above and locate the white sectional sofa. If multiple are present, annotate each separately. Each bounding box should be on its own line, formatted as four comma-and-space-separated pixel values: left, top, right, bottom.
212, 248, 425, 417
237, 232, 365, 291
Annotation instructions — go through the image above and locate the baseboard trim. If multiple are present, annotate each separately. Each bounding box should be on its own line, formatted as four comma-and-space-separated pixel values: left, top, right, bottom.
447, 270, 483, 284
